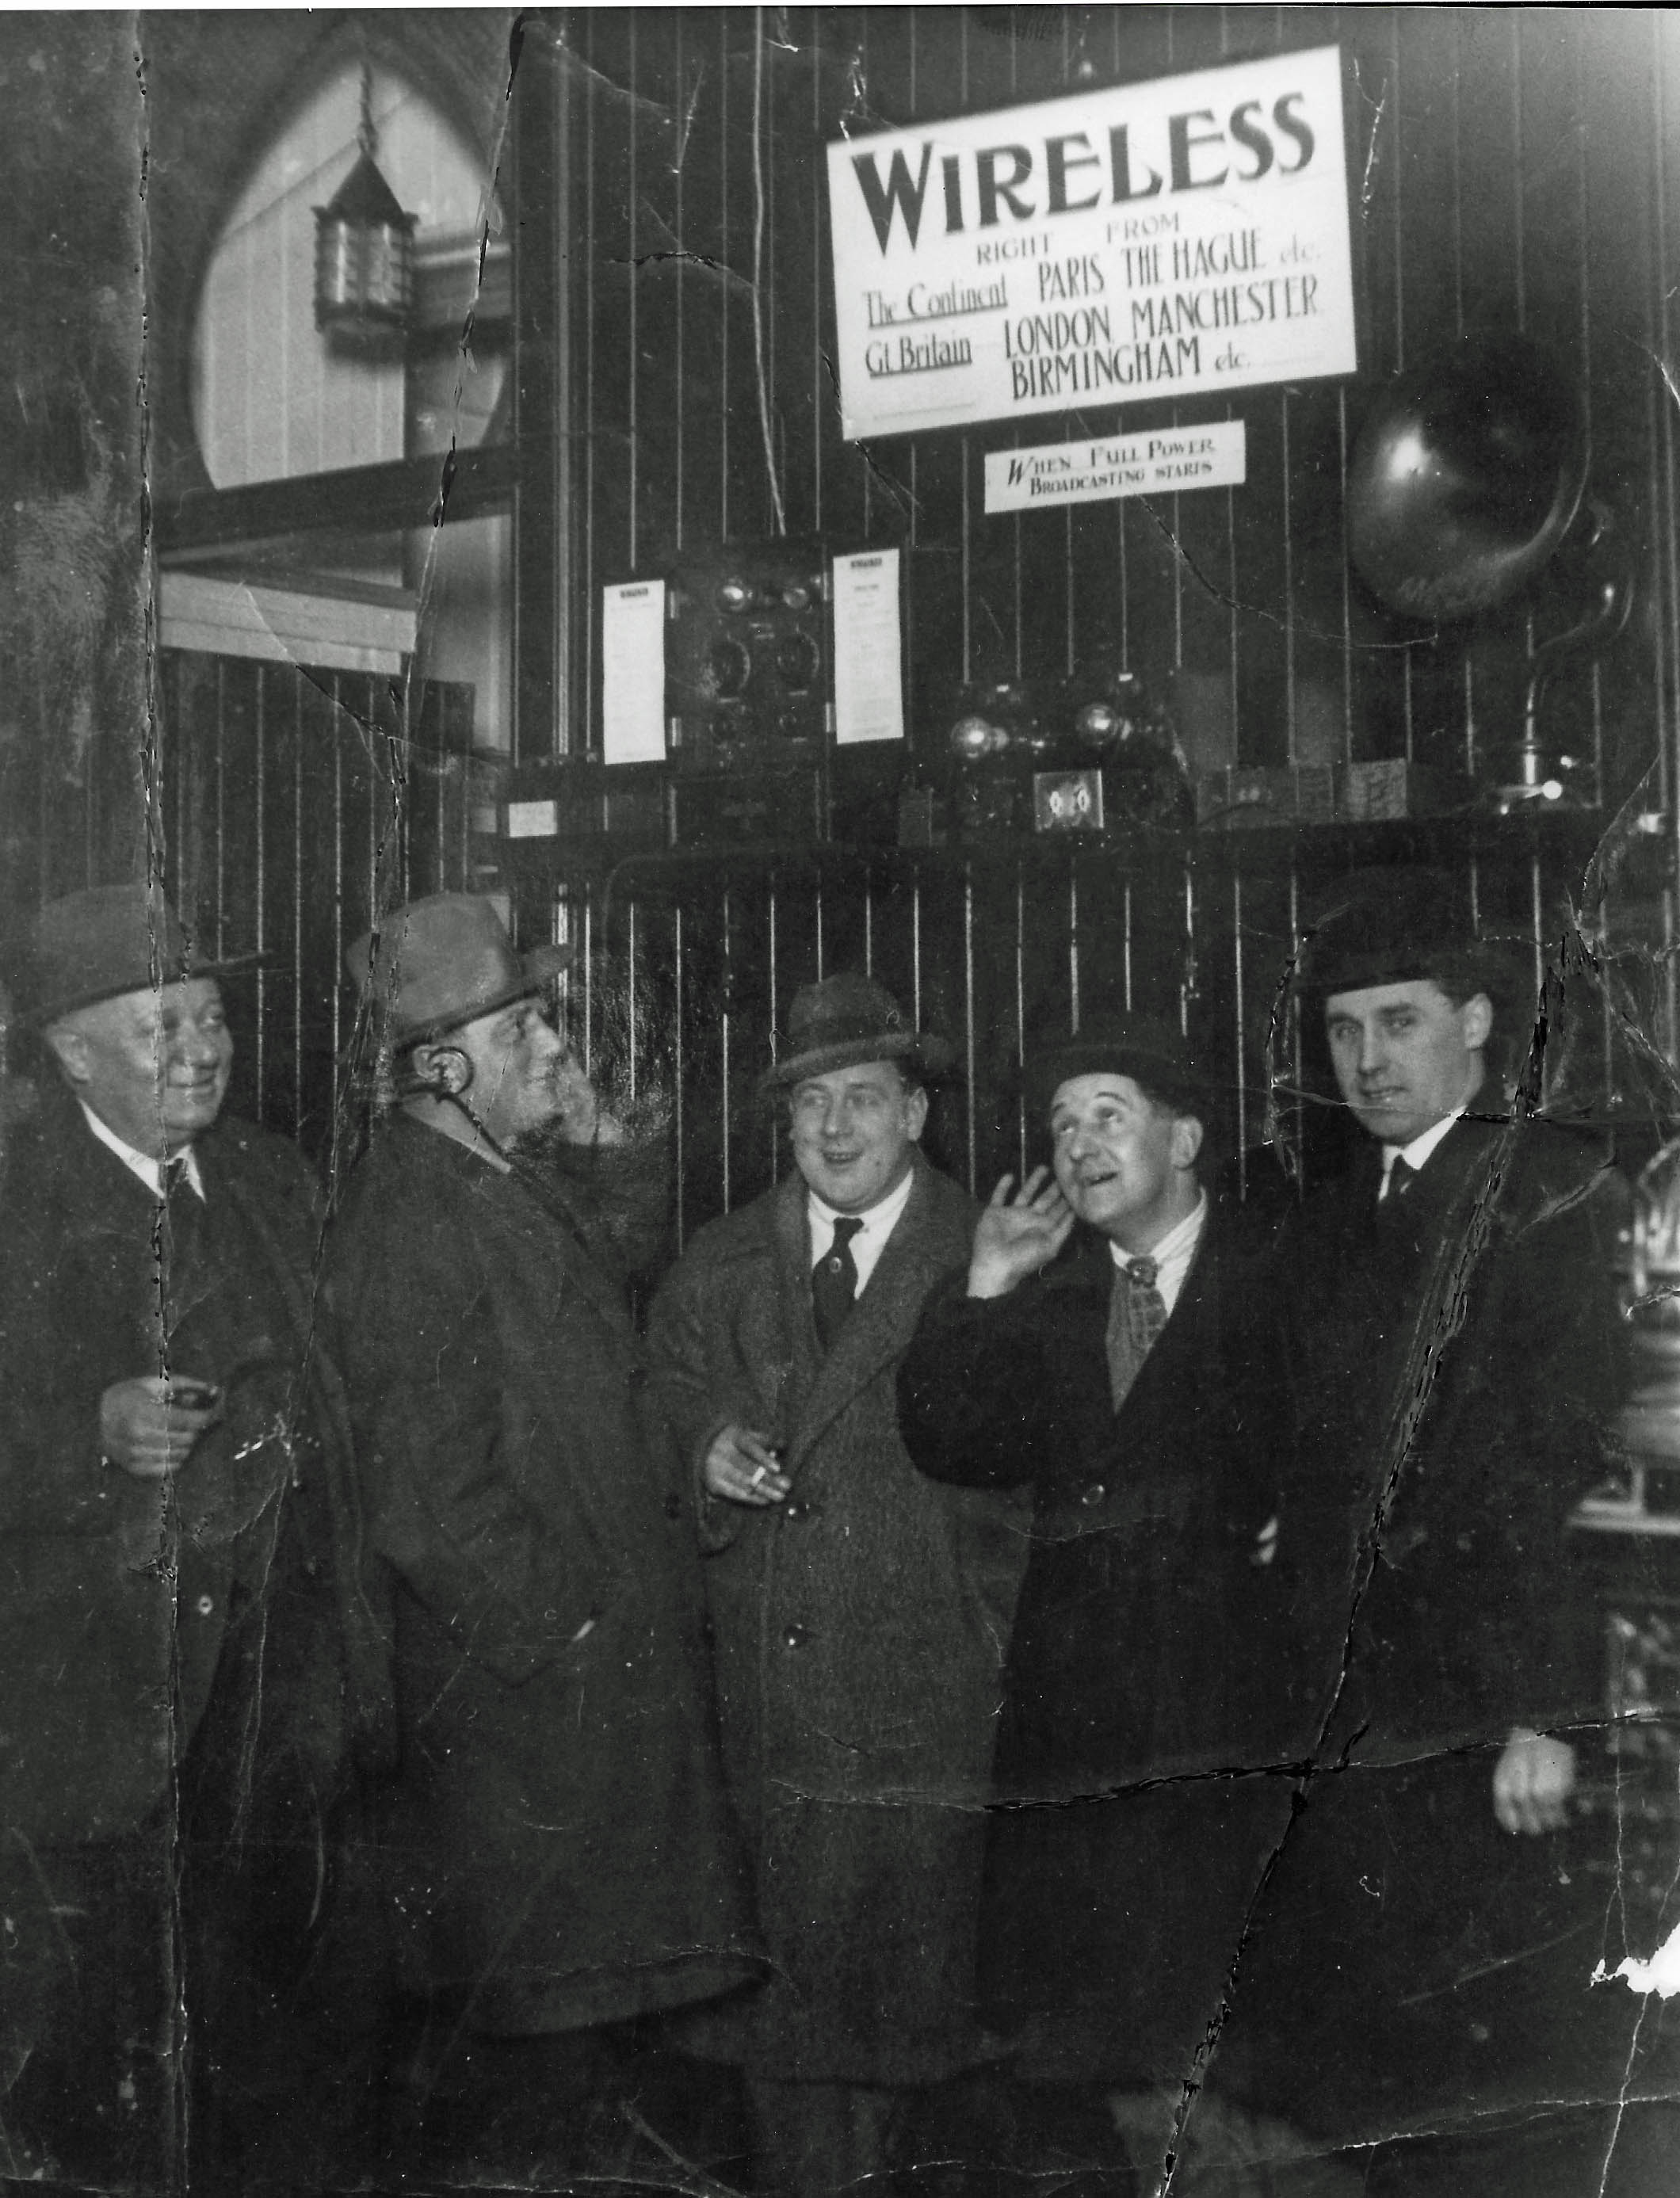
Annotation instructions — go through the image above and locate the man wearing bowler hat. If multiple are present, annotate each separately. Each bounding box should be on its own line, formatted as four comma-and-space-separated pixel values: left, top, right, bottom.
325, 893, 758, 2174
1197, 868, 1644, 2191
897, 1015, 1295, 2187
0, 881, 382, 2188
648, 973, 1028, 2198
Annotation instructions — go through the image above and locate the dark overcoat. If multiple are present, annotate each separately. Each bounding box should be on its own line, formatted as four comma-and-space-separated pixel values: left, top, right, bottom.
896, 1200, 1295, 2085
647, 1154, 1028, 2085
1208, 1111, 1640, 2145
323, 1114, 760, 2036
0, 1076, 380, 1850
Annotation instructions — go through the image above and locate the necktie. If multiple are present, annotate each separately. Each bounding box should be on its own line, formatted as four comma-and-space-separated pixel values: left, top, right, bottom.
812, 1217, 865, 1352
162, 1151, 203, 1263
1105, 1254, 1170, 1413
1381, 1154, 1416, 1204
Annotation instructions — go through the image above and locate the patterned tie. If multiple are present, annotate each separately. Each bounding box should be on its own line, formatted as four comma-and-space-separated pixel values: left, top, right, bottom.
811, 1217, 865, 1353
1105, 1254, 1170, 1412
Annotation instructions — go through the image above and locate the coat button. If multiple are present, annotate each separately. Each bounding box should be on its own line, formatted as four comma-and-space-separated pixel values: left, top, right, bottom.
782, 1624, 807, 1650
664, 1494, 684, 1521
783, 1498, 815, 1523
1080, 1483, 1106, 1507
194, 1593, 215, 1617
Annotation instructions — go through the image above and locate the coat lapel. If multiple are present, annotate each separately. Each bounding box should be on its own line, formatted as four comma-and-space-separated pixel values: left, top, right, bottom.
788, 1158, 953, 1470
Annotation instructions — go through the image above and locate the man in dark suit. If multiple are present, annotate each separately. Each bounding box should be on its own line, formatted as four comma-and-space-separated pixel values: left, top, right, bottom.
0, 883, 384, 2190
1201, 868, 1647, 2192
897, 1018, 1295, 2189
325, 895, 759, 2177
648, 974, 1029, 2198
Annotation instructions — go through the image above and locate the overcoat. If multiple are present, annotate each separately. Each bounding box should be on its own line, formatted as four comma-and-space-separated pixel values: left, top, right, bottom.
0, 1076, 388, 2180
896, 1200, 1295, 2085
0, 1075, 380, 1849
647, 1153, 1028, 2085
1208, 1110, 1638, 2144
323, 1114, 760, 2036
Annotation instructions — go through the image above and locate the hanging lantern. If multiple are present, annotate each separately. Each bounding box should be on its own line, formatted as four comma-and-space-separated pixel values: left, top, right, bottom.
314, 64, 416, 350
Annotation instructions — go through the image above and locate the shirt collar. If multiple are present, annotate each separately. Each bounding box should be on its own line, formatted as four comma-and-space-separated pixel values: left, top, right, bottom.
808, 1162, 916, 1243
1382, 1108, 1462, 1185
78, 1101, 204, 1200
1106, 1188, 1207, 1275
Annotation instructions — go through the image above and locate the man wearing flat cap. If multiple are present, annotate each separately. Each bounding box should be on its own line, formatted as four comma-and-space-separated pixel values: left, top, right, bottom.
648, 973, 1028, 2198
1197, 866, 1639, 2188
0, 882, 382, 2187
323, 893, 758, 2173
896, 1017, 1293, 2185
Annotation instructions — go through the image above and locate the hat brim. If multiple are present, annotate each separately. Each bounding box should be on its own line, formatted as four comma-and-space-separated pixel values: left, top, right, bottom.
1025, 1039, 1209, 1116
32, 951, 267, 1028
386, 942, 576, 1047
759, 1029, 955, 1098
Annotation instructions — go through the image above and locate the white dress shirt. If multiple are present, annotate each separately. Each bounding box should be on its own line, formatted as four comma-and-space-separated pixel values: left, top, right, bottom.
1378, 1109, 1462, 1200
808, 1165, 916, 1297
1106, 1189, 1207, 1317
79, 1101, 205, 1200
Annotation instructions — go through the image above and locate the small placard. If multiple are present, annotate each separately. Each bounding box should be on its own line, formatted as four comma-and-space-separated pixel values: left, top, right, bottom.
602, 580, 668, 764
505, 800, 559, 839
832, 549, 905, 746
986, 420, 1246, 513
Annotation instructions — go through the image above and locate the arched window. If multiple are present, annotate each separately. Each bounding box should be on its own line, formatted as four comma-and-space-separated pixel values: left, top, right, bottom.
191, 59, 505, 489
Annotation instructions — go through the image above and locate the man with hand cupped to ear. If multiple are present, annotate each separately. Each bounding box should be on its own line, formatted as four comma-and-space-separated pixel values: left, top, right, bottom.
324, 894, 759, 2179
896, 1017, 1296, 2191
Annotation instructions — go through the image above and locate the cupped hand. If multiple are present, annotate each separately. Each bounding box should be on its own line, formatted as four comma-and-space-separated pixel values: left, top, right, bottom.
967, 1166, 1075, 1299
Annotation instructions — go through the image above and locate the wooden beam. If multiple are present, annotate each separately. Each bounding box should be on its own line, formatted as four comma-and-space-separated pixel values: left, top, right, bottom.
155, 442, 522, 559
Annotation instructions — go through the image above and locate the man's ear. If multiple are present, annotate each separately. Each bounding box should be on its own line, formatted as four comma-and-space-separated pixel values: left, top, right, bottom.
42, 1023, 87, 1087
1171, 1114, 1205, 1171
1461, 993, 1494, 1054
903, 1083, 929, 1143
410, 1040, 472, 1097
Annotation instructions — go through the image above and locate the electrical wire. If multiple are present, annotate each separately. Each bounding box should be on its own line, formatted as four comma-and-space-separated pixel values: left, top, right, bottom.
750, 10, 788, 536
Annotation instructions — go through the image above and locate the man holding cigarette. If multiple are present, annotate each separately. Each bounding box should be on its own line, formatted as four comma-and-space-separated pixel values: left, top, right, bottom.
0, 882, 380, 2188
649, 973, 1028, 2198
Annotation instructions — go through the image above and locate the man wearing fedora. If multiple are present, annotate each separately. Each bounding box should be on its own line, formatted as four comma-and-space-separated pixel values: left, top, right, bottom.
0, 882, 382, 2187
1196, 868, 1642, 2190
324, 893, 758, 2173
648, 972, 1028, 2198
896, 1016, 1295, 2188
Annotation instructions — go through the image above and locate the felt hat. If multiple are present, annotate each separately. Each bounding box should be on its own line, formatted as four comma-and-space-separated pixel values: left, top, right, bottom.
1296, 867, 1509, 1002
760, 972, 953, 1095
346, 894, 573, 1047
28, 882, 260, 1026
1025, 1014, 1208, 1120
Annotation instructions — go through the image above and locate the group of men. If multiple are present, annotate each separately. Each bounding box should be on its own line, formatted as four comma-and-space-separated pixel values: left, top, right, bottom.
0, 869, 1667, 2196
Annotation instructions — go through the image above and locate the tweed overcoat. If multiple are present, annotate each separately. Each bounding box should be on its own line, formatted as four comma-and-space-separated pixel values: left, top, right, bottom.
323, 1114, 760, 2036
647, 1153, 1028, 2085
0, 1076, 380, 1850
896, 1200, 1295, 2084
1205, 1110, 1637, 2145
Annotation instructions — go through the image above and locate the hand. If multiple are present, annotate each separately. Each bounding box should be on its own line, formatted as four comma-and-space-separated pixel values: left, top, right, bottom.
1493, 1728, 1577, 1835
99, 1376, 223, 1481
967, 1167, 1075, 1299
703, 1425, 790, 1507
